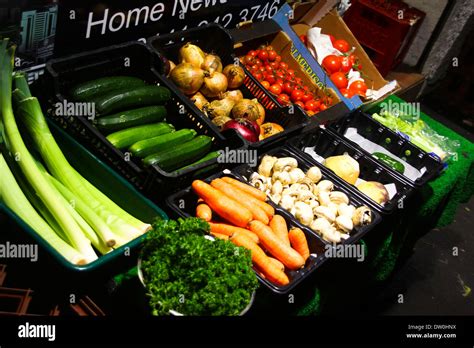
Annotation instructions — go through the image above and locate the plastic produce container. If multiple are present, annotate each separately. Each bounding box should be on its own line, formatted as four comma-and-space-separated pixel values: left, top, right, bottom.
329, 110, 444, 187
148, 23, 308, 151
0, 121, 168, 274
288, 127, 414, 214
166, 170, 328, 295
42, 41, 245, 196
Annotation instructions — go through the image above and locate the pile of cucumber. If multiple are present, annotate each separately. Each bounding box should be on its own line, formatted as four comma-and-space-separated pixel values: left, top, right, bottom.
70, 76, 220, 172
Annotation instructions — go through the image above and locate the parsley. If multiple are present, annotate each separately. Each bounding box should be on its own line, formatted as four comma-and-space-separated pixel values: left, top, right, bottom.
141, 218, 258, 316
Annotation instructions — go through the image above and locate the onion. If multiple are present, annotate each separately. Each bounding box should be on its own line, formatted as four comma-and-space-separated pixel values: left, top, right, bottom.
212, 116, 233, 130
179, 43, 206, 68
201, 54, 223, 75
203, 97, 235, 119
219, 89, 243, 103
222, 118, 260, 143
190, 92, 208, 111
223, 64, 245, 89
252, 98, 265, 125
200, 72, 228, 98
170, 63, 205, 95
231, 99, 261, 121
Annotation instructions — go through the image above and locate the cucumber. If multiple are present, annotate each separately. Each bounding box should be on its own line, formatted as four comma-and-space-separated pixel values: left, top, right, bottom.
372, 152, 405, 174
94, 106, 167, 132
71, 76, 146, 101
130, 129, 197, 158
143, 136, 212, 171
174, 150, 221, 172
106, 123, 175, 149
95, 85, 171, 115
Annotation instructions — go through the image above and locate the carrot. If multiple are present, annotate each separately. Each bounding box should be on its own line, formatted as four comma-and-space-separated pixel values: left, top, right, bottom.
249, 220, 305, 270
230, 233, 289, 286
196, 199, 212, 222
218, 178, 274, 218
209, 222, 259, 243
268, 257, 285, 272
211, 178, 269, 224
192, 180, 252, 227
222, 176, 267, 201
210, 232, 229, 240
288, 227, 310, 262
269, 215, 291, 246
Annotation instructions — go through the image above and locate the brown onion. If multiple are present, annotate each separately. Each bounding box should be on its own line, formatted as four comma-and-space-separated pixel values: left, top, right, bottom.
179, 43, 206, 68
223, 64, 245, 89
190, 92, 208, 111
212, 116, 233, 130
219, 89, 244, 103
170, 63, 205, 95
201, 54, 223, 75
253, 98, 266, 125
231, 99, 261, 121
203, 97, 235, 119
200, 72, 228, 98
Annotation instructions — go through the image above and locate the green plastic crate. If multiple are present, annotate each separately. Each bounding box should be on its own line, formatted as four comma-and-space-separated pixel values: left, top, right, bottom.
0, 121, 168, 273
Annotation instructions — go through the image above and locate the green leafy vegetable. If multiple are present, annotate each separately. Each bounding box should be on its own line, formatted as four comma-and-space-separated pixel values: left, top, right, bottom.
140, 218, 258, 316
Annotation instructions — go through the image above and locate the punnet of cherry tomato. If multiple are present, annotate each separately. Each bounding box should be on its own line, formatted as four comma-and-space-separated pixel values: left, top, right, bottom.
299, 34, 368, 99
240, 44, 335, 116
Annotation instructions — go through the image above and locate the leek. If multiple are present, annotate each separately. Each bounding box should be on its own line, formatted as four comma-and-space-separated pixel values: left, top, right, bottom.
0, 39, 98, 262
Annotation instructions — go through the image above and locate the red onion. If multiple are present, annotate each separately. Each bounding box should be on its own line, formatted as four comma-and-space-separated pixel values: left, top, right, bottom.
222, 118, 260, 142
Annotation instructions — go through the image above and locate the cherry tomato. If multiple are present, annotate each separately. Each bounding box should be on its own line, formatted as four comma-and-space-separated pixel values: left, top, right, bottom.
304, 100, 318, 112
275, 55, 282, 63
248, 50, 257, 57
267, 50, 277, 62
277, 93, 290, 105
339, 88, 354, 98
275, 78, 285, 88
295, 100, 305, 109
319, 103, 328, 111
299, 34, 307, 45
291, 89, 304, 102
269, 84, 282, 95
243, 55, 255, 65
301, 93, 313, 103
279, 62, 288, 70
283, 82, 294, 95
287, 69, 296, 77
333, 39, 350, 53
257, 50, 269, 61
255, 58, 263, 67
322, 55, 342, 74
265, 65, 273, 73
276, 70, 286, 79
269, 61, 279, 69
261, 81, 270, 89
349, 53, 362, 70
254, 72, 263, 81
349, 80, 368, 97
265, 74, 276, 85
294, 77, 303, 85
330, 72, 348, 89
339, 56, 352, 73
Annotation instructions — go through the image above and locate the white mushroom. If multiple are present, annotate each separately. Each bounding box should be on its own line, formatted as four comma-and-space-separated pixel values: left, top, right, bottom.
310, 217, 332, 234
305, 197, 320, 211
314, 206, 336, 223
335, 215, 353, 233
338, 203, 356, 218
296, 189, 314, 202
280, 194, 295, 211
272, 171, 292, 186
298, 177, 315, 191
329, 191, 349, 205
294, 201, 314, 226
271, 180, 283, 196
324, 228, 342, 243
352, 206, 372, 227
317, 180, 334, 193
250, 172, 269, 192
288, 167, 305, 184
270, 193, 282, 205
273, 157, 298, 172
327, 202, 339, 217
306, 166, 322, 183
258, 155, 277, 177
318, 190, 331, 207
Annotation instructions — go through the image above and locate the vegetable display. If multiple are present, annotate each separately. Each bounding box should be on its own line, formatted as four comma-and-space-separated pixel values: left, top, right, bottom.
140, 218, 258, 316
168, 42, 284, 142
240, 44, 335, 116
191, 177, 314, 287
69, 75, 216, 172
248, 155, 374, 243
0, 40, 152, 264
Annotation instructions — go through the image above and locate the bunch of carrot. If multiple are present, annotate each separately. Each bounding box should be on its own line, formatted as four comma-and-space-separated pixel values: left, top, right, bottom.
192, 177, 311, 286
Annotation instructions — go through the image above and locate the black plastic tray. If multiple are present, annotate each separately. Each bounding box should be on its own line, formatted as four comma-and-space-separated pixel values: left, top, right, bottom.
232, 146, 382, 245
329, 110, 444, 187
288, 127, 414, 215
147, 23, 308, 151
166, 170, 328, 295
42, 41, 245, 195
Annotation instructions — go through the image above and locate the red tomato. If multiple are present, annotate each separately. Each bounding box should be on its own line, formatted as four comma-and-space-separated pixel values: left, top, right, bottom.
248, 50, 257, 57
255, 59, 263, 67
349, 53, 362, 70
243, 55, 255, 65
265, 65, 273, 73
349, 80, 368, 97
279, 62, 288, 70
339, 56, 352, 73
319, 103, 328, 111
287, 69, 296, 77
283, 82, 294, 95
269, 84, 282, 95
301, 93, 313, 103
265, 74, 276, 85
295, 100, 305, 109
339, 88, 354, 98
304, 100, 318, 112
259, 66, 266, 73
333, 39, 350, 53
261, 81, 270, 89
275, 78, 285, 88
277, 93, 290, 105
299, 34, 307, 45
275, 55, 282, 63
257, 50, 269, 61
291, 89, 304, 102
330, 72, 348, 89
267, 50, 277, 62
328, 34, 336, 45
294, 77, 303, 85
269, 61, 279, 69
322, 55, 342, 74
254, 72, 263, 81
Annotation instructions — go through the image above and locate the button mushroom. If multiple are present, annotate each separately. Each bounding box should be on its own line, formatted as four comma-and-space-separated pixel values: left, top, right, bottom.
272, 171, 292, 186
250, 173, 269, 192
352, 206, 372, 227
314, 205, 336, 223
306, 166, 322, 183
335, 215, 353, 234
288, 167, 305, 184
294, 201, 314, 226
316, 180, 334, 193
258, 155, 277, 177
273, 157, 298, 173
329, 191, 349, 205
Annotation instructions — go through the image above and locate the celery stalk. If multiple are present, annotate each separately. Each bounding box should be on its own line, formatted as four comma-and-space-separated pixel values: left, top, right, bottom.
0, 40, 98, 262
